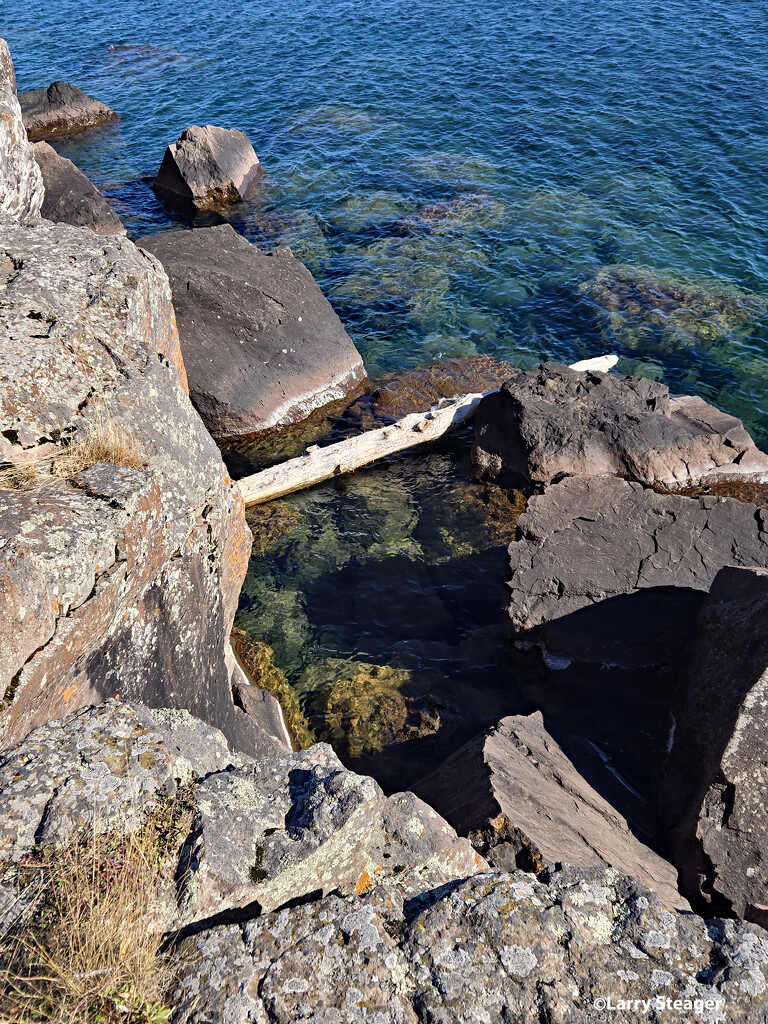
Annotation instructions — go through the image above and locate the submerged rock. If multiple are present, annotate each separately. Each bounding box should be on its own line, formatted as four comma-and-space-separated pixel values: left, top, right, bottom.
660, 566, 768, 919
152, 124, 261, 211
0, 39, 43, 223
472, 362, 768, 489
137, 224, 366, 441
33, 140, 125, 235
18, 80, 118, 139
398, 190, 506, 234
580, 263, 768, 350
173, 864, 768, 1023
414, 711, 686, 913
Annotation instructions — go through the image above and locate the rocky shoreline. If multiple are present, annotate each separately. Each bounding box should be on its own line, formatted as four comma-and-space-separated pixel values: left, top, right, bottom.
2, 38, 768, 1022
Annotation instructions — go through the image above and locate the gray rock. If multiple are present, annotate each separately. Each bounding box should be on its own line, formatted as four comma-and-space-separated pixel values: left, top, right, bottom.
178, 743, 483, 921
0, 39, 44, 223
414, 711, 686, 912
472, 362, 768, 489
173, 865, 768, 1023
18, 80, 118, 140
660, 566, 768, 918
152, 124, 261, 211
231, 673, 292, 758
33, 140, 125, 235
0, 700, 243, 862
0, 218, 256, 756
137, 224, 367, 441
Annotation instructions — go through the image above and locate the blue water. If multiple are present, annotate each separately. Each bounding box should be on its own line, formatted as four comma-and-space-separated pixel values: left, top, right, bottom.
5, 0, 768, 437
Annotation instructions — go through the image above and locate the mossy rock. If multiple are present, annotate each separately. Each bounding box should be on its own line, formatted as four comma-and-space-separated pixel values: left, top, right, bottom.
245, 500, 304, 557
230, 629, 314, 749
297, 658, 441, 761
398, 191, 506, 235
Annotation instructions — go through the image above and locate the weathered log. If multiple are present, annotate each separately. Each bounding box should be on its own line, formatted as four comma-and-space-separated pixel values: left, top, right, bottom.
237, 355, 618, 506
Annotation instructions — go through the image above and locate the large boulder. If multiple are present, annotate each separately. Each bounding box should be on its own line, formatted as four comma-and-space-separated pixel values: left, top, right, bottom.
173, 864, 768, 1023
414, 711, 686, 912
137, 224, 367, 441
18, 80, 118, 140
660, 566, 768, 919
152, 124, 261, 211
33, 141, 125, 235
0, 39, 43, 222
0, 218, 257, 755
472, 362, 768, 489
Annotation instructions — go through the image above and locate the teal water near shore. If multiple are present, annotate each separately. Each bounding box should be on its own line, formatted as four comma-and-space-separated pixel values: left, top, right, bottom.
6, 0, 768, 789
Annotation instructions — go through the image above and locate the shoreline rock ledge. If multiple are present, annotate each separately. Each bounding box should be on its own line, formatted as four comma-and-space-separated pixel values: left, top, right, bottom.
0, 40, 43, 222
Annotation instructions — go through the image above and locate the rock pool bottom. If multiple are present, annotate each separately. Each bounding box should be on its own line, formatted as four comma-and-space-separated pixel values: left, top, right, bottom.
234, 431, 533, 794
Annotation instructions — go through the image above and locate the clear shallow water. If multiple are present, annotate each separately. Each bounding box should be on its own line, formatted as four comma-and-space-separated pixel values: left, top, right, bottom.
6, 1, 768, 794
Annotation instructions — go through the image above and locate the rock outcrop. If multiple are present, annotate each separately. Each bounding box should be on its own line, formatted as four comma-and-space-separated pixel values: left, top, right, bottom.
137, 224, 367, 441
415, 711, 686, 912
660, 566, 768, 920
33, 140, 125, 234
472, 362, 768, 489
18, 80, 118, 139
152, 124, 261, 211
0, 40, 43, 222
0, 217, 257, 755
173, 864, 768, 1023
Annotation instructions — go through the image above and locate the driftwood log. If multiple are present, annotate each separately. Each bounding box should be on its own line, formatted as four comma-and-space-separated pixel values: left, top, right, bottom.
237, 355, 618, 506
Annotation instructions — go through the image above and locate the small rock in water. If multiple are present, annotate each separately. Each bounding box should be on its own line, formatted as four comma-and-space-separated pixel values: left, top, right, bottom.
18, 80, 118, 139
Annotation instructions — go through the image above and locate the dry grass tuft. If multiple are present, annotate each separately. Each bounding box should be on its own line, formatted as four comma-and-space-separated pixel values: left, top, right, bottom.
0, 795, 193, 1024
0, 416, 145, 491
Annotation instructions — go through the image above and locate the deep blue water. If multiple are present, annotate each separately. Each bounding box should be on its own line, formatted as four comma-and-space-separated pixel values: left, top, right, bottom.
5, 0, 768, 435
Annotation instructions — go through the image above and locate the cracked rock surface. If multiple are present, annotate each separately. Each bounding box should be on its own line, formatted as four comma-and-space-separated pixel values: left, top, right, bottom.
0, 40, 43, 223
472, 362, 768, 489
138, 224, 367, 442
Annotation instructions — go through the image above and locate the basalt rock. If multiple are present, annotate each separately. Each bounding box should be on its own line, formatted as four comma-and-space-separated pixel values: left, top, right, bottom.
414, 711, 686, 913
18, 80, 118, 140
472, 362, 768, 489
0, 39, 43, 223
172, 864, 768, 1024
137, 224, 366, 441
660, 566, 768, 919
0, 218, 256, 755
152, 124, 261, 211
33, 141, 125, 235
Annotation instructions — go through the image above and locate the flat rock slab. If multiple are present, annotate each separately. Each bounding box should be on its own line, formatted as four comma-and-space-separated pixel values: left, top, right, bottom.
660, 566, 768, 919
153, 124, 261, 211
18, 80, 117, 139
138, 224, 366, 441
33, 141, 125, 235
473, 362, 768, 489
0, 40, 44, 222
172, 864, 768, 1023
414, 711, 686, 912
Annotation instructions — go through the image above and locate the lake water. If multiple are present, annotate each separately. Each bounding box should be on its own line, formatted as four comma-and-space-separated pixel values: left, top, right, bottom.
6, 0, 768, 794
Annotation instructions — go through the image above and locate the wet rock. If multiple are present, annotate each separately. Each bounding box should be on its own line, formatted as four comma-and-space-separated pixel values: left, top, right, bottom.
18, 80, 118, 140
177, 743, 484, 921
660, 566, 768, 918
152, 124, 261, 211
580, 263, 768, 350
472, 362, 768, 489
137, 224, 367, 441
0, 701, 242, 862
0, 39, 44, 223
33, 141, 125, 235
414, 711, 686, 912
298, 658, 441, 761
173, 864, 768, 1023
0, 218, 255, 755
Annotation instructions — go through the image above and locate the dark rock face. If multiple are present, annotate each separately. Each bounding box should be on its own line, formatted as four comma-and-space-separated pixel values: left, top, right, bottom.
18, 80, 118, 140
0, 218, 255, 756
33, 141, 125, 235
152, 124, 261, 211
137, 224, 367, 441
0, 39, 44, 222
173, 864, 768, 1023
414, 711, 686, 912
660, 566, 768, 919
472, 362, 768, 489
